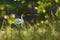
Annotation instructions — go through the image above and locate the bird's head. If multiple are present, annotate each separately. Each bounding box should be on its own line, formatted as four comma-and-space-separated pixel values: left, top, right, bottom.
21, 14, 24, 17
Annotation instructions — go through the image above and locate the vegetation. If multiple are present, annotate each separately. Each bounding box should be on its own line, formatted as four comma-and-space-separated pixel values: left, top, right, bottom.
0, 0, 60, 40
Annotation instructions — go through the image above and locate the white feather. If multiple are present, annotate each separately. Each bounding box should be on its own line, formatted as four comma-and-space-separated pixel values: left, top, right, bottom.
14, 14, 24, 24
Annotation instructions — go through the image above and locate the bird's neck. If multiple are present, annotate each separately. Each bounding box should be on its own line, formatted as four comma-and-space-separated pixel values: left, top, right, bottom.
21, 16, 23, 19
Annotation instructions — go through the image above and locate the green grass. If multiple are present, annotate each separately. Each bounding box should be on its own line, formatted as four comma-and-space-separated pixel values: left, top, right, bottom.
0, 9, 60, 40
0, 20, 60, 40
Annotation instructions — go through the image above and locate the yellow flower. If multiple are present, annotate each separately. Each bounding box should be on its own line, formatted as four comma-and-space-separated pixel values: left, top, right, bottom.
58, 7, 60, 11
45, 14, 49, 18
8, 20, 13, 25
27, 4, 32, 8
34, 7, 38, 10
55, 0, 58, 3
41, 20, 44, 24
43, 9, 46, 13
10, 14, 15, 18
45, 20, 48, 24
4, 15, 9, 19
14, 0, 17, 1
21, 1, 25, 4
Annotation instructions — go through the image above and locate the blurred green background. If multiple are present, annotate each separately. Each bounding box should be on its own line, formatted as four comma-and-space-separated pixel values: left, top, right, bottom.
0, 0, 60, 40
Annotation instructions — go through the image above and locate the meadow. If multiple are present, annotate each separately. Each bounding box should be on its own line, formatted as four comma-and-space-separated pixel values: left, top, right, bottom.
0, 14, 60, 40
0, 0, 60, 40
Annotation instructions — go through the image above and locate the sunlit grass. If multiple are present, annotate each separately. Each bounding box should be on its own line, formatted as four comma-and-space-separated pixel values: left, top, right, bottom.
0, 9, 60, 40
0, 20, 60, 40
0, 13, 60, 40
0, 1, 60, 40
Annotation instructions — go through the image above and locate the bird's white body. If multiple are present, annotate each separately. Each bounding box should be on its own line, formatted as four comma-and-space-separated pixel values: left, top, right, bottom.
14, 14, 24, 25
14, 18, 24, 24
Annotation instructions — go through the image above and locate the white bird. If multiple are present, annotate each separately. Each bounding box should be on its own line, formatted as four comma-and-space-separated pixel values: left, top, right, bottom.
14, 14, 24, 25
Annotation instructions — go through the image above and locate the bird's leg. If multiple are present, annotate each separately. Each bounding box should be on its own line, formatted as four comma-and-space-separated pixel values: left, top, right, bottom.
21, 23, 26, 30
21, 23, 25, 30
21, 24, 23, 27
